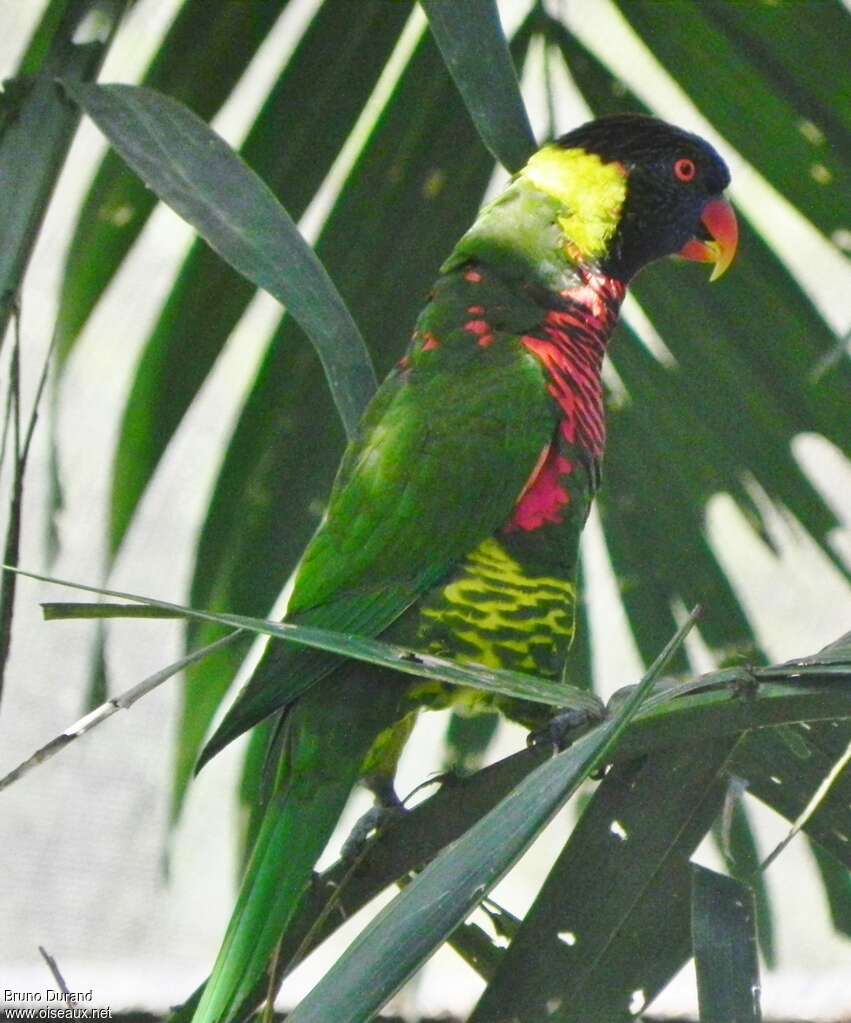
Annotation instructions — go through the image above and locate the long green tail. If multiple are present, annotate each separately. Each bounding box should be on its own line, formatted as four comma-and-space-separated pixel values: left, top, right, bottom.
192, 663, 408, 1023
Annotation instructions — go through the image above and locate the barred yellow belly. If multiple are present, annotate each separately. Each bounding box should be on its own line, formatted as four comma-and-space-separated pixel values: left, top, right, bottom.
416, 536, 576, 683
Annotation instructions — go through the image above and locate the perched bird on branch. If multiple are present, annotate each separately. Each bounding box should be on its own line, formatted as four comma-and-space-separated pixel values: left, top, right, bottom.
192, 113, 738, 1023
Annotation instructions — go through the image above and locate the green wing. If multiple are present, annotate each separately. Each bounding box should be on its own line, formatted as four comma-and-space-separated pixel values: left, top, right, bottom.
197, 334, 557, 769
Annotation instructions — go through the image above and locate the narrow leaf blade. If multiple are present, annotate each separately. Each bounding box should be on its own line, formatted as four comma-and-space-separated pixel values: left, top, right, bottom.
166, 744, 549, 1023
731, 720, 851, 870
712, 792, 776, 965
811, 843, 851, 939
108, 0, 409, 553
282, 620, 689, 1023
615, 0, 850, 239
0, 0, 127, 346
285, 722, 622, 1023
421, 0, 535, 170
55, 0, 284, 357
64, 82, 376, 437
692, 866, 762, 1023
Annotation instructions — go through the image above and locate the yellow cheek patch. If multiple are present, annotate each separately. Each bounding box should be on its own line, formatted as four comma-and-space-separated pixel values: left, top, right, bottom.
522, 145, 627, 261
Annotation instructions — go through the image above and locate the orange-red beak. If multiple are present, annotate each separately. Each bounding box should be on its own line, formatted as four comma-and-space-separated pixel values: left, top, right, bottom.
679, 197, 738, 281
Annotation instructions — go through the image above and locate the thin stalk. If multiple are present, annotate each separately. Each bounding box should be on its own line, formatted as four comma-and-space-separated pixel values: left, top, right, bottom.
0, 321, 57, 706
0, 0, 129, 348
0, 630, 244, 793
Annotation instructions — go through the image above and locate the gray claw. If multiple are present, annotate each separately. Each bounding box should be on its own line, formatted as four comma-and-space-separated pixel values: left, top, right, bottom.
528, 707, 597, 752
340, 800, 405, 862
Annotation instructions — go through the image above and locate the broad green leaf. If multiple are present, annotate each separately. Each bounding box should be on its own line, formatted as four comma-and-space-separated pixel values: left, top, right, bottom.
421, 0, 535, 170
283, 627, 672, 1023
189, 618, 602, 711
110, 0, 410, 552
615, 0, 849, 240
0, 0, 128, 347
287, 749, 539, 957
469, 740, 737, 1023
175, 22, 525, 819
64, 81, 377, 438
83, 620, 108, 709
692, 866, 761, 1023
236, 718, 276, 873
55, 0, 284, 358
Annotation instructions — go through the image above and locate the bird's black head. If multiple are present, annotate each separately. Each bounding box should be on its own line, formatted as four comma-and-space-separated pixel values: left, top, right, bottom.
554, 113, 737, 282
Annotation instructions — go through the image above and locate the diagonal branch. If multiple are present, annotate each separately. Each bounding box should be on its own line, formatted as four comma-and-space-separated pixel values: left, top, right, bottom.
0, 630, 244, 793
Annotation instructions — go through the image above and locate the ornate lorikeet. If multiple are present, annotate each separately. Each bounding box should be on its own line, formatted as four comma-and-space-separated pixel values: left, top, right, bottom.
192, 114, 737, 1023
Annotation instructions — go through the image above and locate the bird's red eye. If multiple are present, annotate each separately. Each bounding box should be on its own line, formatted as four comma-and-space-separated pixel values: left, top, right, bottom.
674, 158, 697, 182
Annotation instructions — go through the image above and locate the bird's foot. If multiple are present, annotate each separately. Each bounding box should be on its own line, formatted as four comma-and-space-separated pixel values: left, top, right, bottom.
734, 667, 760, 700
527, 706, 598, 753
406, 768, 461, 799
341, 790, 406, 863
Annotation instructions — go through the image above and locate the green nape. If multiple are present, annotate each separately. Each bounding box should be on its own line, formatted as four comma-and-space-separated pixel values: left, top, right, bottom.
444, 145, 627, 287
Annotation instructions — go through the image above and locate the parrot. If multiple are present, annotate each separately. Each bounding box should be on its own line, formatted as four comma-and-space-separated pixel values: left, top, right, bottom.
190, 113, 738, 1023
